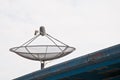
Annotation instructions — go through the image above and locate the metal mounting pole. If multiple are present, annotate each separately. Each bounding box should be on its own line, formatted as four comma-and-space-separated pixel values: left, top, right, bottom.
41, 61, 45, 69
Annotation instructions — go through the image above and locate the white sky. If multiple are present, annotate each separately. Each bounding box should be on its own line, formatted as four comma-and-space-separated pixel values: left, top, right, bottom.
0, 0, 120, 79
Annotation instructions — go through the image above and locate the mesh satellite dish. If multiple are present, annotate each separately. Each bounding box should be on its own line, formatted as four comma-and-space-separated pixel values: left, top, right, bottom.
10, 26, 75, 69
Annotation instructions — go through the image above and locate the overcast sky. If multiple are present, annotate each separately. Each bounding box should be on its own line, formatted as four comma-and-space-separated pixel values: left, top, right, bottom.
0, 0, 120, 79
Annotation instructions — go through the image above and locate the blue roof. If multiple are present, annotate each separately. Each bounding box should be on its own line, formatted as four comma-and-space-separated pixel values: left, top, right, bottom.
15, 44, 120, 80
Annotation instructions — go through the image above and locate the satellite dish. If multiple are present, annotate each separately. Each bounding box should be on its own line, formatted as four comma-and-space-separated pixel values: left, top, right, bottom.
10, 26, 75, 69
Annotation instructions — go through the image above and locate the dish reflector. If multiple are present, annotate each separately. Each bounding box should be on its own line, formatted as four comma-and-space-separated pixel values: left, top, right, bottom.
10, 26, 75, 69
